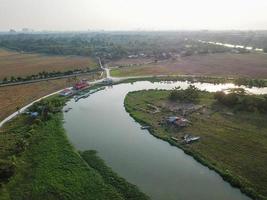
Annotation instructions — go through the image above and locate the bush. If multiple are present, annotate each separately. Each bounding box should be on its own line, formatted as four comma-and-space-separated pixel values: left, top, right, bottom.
169, 85, 200, 102
214, 90, 267, 113
0, 160, 15, 181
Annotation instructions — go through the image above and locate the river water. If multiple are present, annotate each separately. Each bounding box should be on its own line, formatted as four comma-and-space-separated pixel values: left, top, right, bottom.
63, 81, 267, 200
198, 40, 264, 52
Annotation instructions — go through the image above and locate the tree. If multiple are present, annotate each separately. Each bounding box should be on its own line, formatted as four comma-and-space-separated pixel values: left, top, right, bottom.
169, 85, 200, 102
2, 77, 8, 83
10, 76, 16, 82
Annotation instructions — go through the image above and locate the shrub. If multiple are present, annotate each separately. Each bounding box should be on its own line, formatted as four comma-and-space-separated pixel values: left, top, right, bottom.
214, 90, 267, 113
169, 85, 200, 102
0, 160, 15, 181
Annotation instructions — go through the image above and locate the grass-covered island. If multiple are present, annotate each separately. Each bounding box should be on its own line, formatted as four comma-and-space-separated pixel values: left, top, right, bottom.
0, 95, 149, 200
124, 86, 267, 200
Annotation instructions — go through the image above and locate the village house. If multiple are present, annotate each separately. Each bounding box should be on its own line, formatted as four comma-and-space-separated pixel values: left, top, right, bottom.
74, 80, 89, 90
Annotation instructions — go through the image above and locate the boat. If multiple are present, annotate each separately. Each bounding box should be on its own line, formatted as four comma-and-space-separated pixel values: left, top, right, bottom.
171, 137, 178, 142
74, 87, 105, 102
141, 125, 151, 130
64, 107, 72, 113
74, 93, 90, 102
185, 136, 200, 144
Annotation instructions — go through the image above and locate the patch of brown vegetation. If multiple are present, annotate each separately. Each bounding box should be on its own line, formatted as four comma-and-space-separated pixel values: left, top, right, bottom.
112, 53, 267, 78
0, 49, 97, 80
108, 57, 154, 67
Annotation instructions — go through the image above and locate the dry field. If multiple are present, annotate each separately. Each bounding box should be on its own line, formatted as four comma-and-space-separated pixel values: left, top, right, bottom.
0, 72, 102, 121
0, 49, 98, 80
111, 53, 267, 78
108, 57, 154, 67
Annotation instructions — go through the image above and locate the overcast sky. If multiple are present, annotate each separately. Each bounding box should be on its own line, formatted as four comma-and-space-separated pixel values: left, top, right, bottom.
1, 0, 267, 31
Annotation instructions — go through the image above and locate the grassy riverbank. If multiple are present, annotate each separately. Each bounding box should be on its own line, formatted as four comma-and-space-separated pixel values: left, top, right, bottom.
0, 95, 149, 200
124, 89, 267, 200
81, 150, 149, 200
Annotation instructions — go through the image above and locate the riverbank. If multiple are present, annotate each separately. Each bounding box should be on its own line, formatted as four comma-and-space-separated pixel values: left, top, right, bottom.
124, 89, 267, 200
116, 75, 267, 88
81, 150, 149, 200
0, 95, 149, 200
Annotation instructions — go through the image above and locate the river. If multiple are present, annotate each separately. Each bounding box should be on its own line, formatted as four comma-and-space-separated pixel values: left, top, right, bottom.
198, 40, 264, 52
63, 81, 267, 200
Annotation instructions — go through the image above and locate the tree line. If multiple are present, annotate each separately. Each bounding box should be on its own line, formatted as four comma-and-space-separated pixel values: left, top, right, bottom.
214, 88, 267, 113
1, 68, 100, 84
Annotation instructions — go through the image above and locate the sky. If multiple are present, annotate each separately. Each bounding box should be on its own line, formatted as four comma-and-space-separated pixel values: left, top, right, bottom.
0, 0, 267, 31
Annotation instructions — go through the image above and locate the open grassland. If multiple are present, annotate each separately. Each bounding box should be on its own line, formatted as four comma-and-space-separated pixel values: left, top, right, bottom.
0, 96, 148, 200
0, 72, 102, 121
0, 49, 98, 80
125, 90, 267, 200
111, 53, 267, 78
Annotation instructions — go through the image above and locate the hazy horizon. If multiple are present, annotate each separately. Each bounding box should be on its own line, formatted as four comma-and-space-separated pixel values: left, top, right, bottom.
1, 0, 267, 31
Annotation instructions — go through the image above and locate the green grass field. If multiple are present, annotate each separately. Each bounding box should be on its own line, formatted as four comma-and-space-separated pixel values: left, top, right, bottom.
124, 90, 267, 200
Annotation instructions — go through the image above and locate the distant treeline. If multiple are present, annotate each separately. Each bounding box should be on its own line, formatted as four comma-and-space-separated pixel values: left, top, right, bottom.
0, 32, 234, 60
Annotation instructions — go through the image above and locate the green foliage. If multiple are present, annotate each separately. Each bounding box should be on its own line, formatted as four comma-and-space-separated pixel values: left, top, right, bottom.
169, 85, 200, 102
0, 159, 15, 181
234, 78, 266, 88
214, 90, 267, 113
29, 96, 66, 121
3, 115, 124, 200
81, 150, 150, 200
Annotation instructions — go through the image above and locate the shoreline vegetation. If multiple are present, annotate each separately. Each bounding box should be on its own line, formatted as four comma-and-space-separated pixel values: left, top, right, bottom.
81, 150, 149, 200
124, 88, 267, 200
0, 94, 149, 200
118, 75, 267, 88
